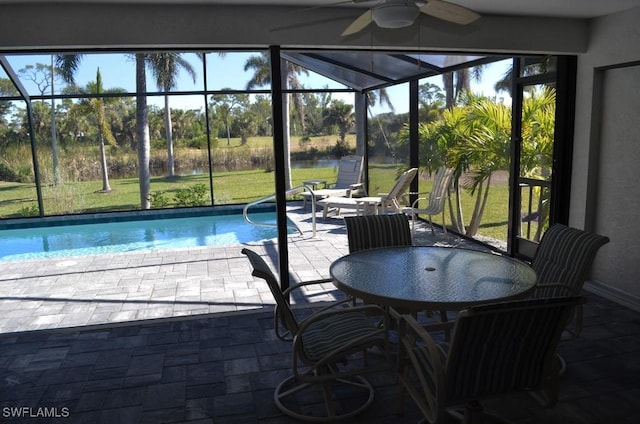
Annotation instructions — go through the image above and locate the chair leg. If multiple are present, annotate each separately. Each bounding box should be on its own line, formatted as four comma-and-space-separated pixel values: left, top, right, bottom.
556, 352, 567, 377
274, 374, 375, 422
441, 210, 447, 235
463, 401, 485, 423
411, 211, 417, 237
440, 310, 450, 341
430, 221, 435, 234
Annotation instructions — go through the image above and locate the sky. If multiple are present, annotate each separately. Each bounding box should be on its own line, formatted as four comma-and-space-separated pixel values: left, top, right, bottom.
1, 51, 513, 116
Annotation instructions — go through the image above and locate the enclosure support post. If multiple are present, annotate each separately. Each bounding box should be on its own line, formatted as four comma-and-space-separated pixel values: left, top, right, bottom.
270, 45, 291, 294
0, 55, 45, 216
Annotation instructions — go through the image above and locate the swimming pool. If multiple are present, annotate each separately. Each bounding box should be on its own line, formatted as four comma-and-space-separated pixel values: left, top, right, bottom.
0, 211, 286, 261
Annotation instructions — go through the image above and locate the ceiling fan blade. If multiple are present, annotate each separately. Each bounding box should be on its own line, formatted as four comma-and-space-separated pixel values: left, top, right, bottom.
342, 9, 373, 36
419, 0, 481, 25
292, 0, 355, 14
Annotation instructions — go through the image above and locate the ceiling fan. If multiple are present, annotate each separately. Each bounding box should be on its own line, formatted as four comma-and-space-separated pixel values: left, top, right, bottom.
341, 0, 481, 36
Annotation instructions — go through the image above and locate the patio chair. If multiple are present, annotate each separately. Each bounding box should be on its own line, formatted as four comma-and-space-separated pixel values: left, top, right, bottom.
403, 167, 454, 236
343, 212, 455, 334
530, 224, 609, 372
343, 213, 412, 308
241, 248, 391, 422
344, 213, 412, 253
377, 167, 419, 214
396, 296, 586, 424
301, 155, 365, 208
317, 168, 418, 218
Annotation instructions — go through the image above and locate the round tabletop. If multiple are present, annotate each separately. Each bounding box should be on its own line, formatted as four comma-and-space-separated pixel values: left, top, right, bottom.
330, 246, 537, 311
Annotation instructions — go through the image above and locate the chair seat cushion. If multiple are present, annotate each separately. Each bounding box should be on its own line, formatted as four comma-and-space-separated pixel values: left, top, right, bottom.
301, 312, 384, 361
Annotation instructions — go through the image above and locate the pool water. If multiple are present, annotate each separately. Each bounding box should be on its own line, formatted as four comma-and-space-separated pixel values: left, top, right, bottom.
0, 212, 284, 261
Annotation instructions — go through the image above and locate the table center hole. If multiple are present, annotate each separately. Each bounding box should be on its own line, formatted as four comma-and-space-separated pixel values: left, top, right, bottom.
425, 267, 436, 272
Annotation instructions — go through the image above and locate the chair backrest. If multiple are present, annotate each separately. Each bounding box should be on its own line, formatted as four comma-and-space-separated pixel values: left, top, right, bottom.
421, 167, 454, 213
381, 167, 419, 209
444, 296, 583, 403
333, 155, 364, 189
241, 248, 299, 336
344, 213, 412, 253
387, 167, 418, 200
531, 224, 610, 293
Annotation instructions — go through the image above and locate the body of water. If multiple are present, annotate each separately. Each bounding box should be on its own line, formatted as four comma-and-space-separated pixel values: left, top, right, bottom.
0, 211, 285, 261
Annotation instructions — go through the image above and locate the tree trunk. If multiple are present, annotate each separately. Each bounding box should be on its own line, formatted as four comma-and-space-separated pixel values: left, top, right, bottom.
282, 59, 292, 190
164, 94, 175, 177
466, 174, 492, 237
136, 55, 151, 210
99, 134, 111, 192
449, 176, 466, 233
354, 93, 366, 157
443, 72, 455, 109
50, 55, 61, 185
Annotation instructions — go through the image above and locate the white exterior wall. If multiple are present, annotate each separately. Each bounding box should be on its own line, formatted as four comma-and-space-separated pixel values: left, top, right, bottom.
572, 7, 640, 310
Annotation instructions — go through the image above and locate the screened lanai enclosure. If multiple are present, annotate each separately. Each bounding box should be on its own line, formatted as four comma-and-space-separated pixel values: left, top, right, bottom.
0, 48, 575, 263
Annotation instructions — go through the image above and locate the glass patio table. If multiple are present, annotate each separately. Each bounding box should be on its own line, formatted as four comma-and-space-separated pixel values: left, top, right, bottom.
330, 246, 537, 312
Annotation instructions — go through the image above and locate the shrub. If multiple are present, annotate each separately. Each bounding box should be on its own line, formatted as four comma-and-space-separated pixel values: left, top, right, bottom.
174, 183, 209, 207
17, 204, 39, 217
0, 161, 19, 182
150, 192, 170, 208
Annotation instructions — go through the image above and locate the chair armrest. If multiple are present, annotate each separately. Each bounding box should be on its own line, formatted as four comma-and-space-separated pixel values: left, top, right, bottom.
283, 278, 333, 294
396, 314, 446, 421
283, 278, 353, 311
532, 283, 579, 298
533, 283, 586, 339
347, 183, 366, 197
411, 197, 429, 208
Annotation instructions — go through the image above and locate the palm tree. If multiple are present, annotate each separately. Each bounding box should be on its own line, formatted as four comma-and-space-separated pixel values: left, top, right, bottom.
366, 89, 394, 112
518, 86, 556, 240
56, 53, 154, 210
324, 99, 355, 151
450, 95, 512, 236
135, 54, 152, 209
147, 53, 196, 178
494, 56, 556, 95
244, 53, 308, 189
442, 66, 485, 109
77, 68, 119, 192
420, 106, 473, 233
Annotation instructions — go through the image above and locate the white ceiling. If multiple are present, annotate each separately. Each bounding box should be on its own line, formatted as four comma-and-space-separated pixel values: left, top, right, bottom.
1, 0, 639, 19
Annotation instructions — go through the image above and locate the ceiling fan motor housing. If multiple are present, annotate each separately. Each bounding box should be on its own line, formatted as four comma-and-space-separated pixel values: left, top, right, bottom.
372, 1, 421, 29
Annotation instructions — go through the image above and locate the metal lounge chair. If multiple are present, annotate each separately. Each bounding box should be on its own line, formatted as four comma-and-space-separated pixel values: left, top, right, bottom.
403, 167, 454, 236
377, 167, 420, 214
301, 155, 364, 208
241, 248, 391, 422
317, 167, 418, 218
396, 296, 586, 424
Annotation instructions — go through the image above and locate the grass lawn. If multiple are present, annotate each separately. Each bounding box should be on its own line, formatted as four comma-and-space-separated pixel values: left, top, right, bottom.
0, 165, 511, 243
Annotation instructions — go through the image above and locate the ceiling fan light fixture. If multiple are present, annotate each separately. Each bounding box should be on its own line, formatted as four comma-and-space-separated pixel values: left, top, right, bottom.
372, 3, 421, 29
